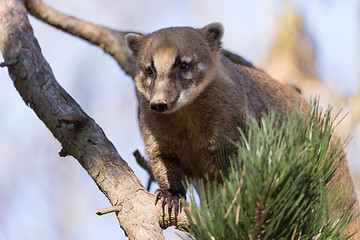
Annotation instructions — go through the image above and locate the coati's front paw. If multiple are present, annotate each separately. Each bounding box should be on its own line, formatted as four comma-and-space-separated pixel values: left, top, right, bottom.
155, 188, 183, 223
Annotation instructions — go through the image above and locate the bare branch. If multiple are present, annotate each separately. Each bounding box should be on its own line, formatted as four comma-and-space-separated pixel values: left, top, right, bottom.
24, 0, 136, 77
0, 0, 191, 238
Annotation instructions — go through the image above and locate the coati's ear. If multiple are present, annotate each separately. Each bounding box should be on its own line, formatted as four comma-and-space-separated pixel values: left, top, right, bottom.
202, 22, 224, 51
125, 33, 142, 56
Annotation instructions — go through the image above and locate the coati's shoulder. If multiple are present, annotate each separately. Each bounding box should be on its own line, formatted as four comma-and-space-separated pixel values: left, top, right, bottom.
218, 54, 309, 115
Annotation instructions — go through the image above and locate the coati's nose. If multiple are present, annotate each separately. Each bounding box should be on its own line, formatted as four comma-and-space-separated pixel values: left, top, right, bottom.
149, 101, 168, 113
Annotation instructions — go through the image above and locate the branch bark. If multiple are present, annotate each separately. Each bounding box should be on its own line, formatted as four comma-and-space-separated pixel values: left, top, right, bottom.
0, 0, 188, 239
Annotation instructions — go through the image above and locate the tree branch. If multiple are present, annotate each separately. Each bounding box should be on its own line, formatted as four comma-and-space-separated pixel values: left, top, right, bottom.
0, 0, 188, 238
24, 0, 136, 77
23, 0, 255, 77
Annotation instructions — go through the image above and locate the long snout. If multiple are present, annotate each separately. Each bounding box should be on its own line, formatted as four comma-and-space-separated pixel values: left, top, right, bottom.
149, 78, 179, 113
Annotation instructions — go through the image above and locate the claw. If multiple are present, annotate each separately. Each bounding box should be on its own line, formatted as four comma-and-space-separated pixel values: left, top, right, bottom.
155, 189, 183, 225
155, 190, 162, 205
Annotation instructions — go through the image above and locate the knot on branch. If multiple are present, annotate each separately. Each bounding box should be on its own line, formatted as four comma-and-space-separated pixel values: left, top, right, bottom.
58, 111, 89, 132
57, 111, 91, 157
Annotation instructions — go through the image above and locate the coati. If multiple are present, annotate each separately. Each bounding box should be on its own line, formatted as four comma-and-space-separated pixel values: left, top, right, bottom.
125, 23, 359, 236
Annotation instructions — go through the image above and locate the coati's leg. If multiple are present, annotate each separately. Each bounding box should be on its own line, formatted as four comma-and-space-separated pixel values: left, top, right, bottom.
150, 154, 186, 222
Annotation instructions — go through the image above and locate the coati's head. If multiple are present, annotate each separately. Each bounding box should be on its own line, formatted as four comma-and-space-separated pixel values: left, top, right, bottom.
125, 22, 224, 113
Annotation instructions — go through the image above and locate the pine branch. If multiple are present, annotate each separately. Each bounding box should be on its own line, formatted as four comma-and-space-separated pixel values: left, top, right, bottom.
183, 106, 357, 240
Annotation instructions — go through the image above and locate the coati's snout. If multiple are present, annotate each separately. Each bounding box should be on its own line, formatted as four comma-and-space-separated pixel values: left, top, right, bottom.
149, 89, 172, 113
149, 101, 168, 112
148, 77, 180, 113
125, 22, 224, 113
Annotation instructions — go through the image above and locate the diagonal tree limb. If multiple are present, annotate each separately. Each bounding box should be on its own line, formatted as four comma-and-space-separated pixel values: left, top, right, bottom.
0, 0, 188, 239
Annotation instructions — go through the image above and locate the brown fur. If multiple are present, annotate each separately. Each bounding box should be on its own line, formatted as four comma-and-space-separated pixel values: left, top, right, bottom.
126, 23, 359, 237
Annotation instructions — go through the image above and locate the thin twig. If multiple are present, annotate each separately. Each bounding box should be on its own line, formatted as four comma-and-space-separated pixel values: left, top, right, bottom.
96, 205, 123, 215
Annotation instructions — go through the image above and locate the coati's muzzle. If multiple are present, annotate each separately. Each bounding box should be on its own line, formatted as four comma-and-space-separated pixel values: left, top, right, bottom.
149, 77, 180, 113
149, 100, 168, 113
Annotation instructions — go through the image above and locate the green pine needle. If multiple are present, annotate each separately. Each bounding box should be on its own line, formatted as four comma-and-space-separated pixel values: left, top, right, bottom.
181, 103, 356, 240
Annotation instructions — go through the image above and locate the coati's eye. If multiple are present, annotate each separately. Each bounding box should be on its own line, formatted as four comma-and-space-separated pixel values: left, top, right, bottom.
179, 62, 189, 70
145, 67, 154, 76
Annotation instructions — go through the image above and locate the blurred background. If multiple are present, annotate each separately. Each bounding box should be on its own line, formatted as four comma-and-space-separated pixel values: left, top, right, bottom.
0, 0, 359, 239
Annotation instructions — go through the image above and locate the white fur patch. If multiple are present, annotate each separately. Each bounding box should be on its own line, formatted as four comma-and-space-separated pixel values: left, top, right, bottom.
177, 88, 196, 109
144, 63, 151, 69
144, 77, 151, 87
198, 63, 207, 71
135, 76, 150, 101
170, 71, 215, 112
181, 56, 192, 63
165, 88, 196, 114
